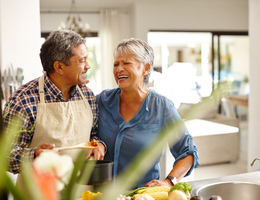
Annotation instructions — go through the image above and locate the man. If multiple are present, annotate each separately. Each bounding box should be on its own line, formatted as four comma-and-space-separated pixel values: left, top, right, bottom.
2, 29, 105, 179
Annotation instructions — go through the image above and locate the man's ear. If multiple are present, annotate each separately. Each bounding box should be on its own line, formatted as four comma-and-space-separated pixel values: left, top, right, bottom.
143, 63, 151, 76
53, 61, 64, 74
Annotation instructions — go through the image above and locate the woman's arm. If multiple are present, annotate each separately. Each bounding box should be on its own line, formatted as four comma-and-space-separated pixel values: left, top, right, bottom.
144, 154, 194, 187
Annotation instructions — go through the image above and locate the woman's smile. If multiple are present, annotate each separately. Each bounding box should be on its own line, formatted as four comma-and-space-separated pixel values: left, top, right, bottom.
117, 75, 129, 82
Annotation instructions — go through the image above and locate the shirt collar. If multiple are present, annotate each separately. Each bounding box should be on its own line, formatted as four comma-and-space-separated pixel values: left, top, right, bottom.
44, 73, 77, 99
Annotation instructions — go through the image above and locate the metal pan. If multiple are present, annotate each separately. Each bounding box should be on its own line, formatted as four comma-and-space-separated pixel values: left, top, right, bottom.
76, 160, 113, 185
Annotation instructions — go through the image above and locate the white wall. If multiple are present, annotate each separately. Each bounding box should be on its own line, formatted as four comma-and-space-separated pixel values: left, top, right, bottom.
132, 0, 248, 40
40, 12, 100, 33
0, 0, 41, 87
40, 0, 248, 40
248, 0, 260, 171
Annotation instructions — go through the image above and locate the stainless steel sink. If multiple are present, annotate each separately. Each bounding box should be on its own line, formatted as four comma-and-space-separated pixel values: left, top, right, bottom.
194, 181, 260, 200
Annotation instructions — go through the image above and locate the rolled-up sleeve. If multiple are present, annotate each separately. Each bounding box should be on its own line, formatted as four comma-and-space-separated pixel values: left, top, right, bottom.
163, 98, 200, 176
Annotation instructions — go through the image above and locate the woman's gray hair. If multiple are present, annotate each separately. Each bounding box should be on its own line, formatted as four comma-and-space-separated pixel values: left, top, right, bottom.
40, 29, 86, 73
114, 38, 154, 84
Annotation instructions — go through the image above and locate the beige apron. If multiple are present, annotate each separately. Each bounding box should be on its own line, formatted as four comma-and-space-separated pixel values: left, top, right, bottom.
16, 74, 93, 190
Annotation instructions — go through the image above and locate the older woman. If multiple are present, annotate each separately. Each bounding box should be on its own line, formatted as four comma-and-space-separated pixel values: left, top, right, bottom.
96, 38, 199, 188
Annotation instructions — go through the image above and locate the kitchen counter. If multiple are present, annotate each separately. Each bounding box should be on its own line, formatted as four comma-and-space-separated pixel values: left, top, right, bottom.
184, 119, 239, 165
189, 171, 260, 196
227, 95, 248, 107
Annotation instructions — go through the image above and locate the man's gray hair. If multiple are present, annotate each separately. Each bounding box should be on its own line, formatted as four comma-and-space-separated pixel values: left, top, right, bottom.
40, 29, 86, 73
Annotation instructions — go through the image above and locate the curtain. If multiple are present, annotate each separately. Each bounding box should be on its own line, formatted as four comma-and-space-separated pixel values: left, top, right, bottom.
100, 9, 130, 90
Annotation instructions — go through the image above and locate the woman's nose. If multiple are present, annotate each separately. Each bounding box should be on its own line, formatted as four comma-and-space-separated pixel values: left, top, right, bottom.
116, 64, 124, 72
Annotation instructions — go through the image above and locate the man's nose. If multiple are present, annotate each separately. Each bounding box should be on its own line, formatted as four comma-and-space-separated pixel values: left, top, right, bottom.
85, 61, 90, 69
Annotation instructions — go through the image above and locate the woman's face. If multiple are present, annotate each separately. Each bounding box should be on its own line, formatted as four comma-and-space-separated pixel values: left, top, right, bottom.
113, 53, 149, 91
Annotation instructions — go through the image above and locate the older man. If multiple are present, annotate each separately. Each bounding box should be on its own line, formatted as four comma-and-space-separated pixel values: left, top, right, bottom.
2, 30, 105, 187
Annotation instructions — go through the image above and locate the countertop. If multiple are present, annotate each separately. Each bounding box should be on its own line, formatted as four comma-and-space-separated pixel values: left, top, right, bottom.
189, 171, 260, 195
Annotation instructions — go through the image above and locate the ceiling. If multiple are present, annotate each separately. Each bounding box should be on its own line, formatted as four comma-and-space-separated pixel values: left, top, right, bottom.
40, 0, 137, 11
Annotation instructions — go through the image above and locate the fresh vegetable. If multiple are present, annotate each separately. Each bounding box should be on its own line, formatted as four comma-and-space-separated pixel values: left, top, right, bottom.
82, 190, 102, 200
135, 194, 155, 200
169, 182, 193, 199
137, 186, 170, 194
125, 187, 147, 197
168, 190, 187, 200
190, 196, 204, 200
209, 195, 222, 200
133, 191, 168, 200
117, 194, 131, 200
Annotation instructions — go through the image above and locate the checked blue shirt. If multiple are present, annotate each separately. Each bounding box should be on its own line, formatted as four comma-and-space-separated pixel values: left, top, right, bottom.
2, 73, 99, 174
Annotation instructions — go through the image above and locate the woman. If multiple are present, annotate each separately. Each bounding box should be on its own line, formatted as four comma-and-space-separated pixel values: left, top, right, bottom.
96, 38, 199, 188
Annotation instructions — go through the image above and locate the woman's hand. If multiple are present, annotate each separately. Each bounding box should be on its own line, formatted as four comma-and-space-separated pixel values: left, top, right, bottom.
34, 143, 56, 158
144, 179, 173, 188
85, 142, 105, 160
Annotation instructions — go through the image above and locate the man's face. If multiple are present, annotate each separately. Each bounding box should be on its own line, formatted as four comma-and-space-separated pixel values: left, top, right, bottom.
63, 44, 90, 86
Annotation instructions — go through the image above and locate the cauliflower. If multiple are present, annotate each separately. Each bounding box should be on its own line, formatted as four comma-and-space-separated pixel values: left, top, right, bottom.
135, 194, 155, 200
168, 190, 187, 200
168, 182, 193, 200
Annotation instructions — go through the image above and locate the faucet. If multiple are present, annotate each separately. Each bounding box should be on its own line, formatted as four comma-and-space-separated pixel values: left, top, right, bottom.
251, 158, 260, 167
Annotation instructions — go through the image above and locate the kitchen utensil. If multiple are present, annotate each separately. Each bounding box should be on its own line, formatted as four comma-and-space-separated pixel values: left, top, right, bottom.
54, 142, 97, 151
10, 63, 17, 91
76, 160, 114, 185
2, 69, 8, 100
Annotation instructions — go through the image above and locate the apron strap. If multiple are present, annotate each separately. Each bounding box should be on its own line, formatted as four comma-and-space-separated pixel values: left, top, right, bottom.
39, 73, 89, 109
39, 74, 45, 103
76, 85, 89, 109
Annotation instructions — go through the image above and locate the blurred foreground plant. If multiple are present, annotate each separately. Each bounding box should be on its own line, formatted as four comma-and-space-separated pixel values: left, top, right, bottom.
0, 88, 223, 199
0, 117, 96, 200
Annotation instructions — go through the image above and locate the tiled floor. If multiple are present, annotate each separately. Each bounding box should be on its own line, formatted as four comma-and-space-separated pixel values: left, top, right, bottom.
192, 118, 248, 181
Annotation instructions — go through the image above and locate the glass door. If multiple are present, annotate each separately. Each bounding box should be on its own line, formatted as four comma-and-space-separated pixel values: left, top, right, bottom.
148, 31, 249, 110
214, 34, 249, 95
148, 31, 212, 109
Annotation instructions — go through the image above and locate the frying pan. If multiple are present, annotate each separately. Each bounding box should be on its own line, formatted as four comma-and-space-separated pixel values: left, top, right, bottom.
76, 160, 113, 185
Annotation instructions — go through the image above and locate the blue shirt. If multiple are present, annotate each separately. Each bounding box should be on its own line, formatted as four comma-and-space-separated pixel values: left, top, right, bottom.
97, 88, 199, 187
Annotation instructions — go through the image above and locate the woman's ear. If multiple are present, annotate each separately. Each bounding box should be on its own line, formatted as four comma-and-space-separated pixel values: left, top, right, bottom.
143, 63, 151, 76
53, 61, 64, 74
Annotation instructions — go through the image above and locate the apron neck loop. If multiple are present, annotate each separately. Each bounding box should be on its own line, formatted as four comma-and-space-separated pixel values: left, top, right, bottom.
39, 74, 45, 103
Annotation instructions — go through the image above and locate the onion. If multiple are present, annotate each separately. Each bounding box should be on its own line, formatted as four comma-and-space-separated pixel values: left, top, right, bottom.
168, 190, 187, 200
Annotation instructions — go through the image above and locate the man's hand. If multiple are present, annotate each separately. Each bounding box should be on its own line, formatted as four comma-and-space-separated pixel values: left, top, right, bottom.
85, 142, 105, 160
35, 143, 56, 158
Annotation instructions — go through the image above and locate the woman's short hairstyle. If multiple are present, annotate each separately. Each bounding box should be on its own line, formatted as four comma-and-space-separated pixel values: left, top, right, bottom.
114, 38, 154, 84
40, 29, 86, 73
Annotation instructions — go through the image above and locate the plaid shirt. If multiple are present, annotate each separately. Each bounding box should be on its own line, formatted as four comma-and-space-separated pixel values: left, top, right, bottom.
3, 74, 99, 174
